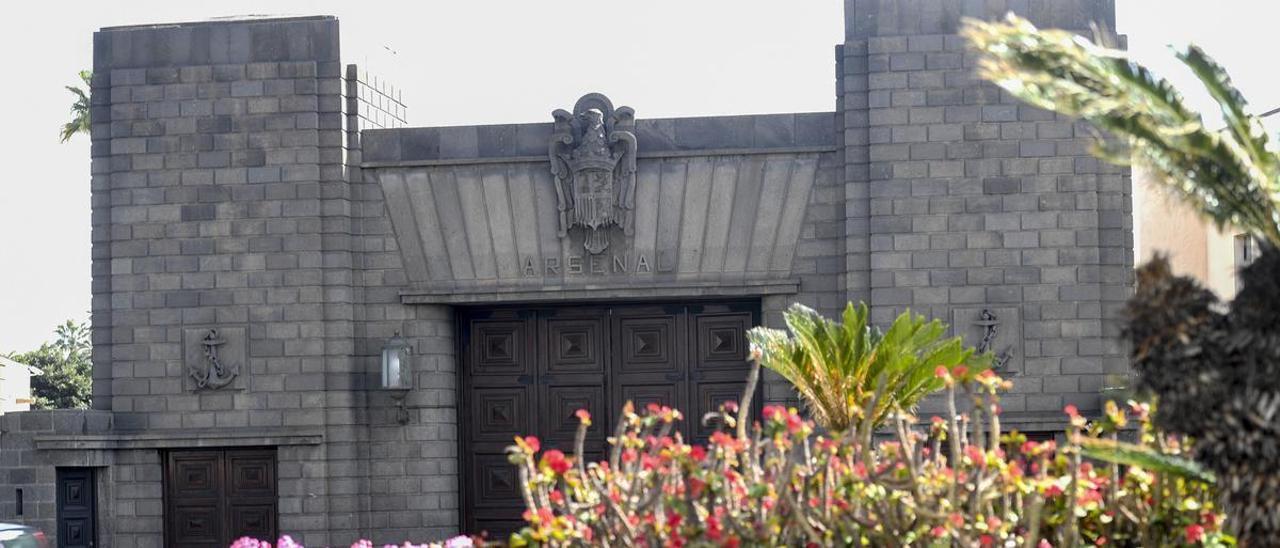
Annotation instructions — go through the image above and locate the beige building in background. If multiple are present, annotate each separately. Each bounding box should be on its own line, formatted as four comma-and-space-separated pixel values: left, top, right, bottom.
1133, 165, 1262, 299
0, 356, 40, 414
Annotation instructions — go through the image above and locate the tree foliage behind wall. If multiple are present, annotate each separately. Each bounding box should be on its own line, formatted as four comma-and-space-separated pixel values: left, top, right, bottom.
7, 320, 92, 409
60, 70, 91, 143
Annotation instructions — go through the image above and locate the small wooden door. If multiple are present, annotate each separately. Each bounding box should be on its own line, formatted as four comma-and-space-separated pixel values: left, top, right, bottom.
164, 449, 277, 548
56, 468, 96, 548
459, 301, 759, 537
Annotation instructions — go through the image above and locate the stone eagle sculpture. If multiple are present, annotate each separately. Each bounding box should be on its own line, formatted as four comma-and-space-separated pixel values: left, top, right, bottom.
548, 93, 638, 254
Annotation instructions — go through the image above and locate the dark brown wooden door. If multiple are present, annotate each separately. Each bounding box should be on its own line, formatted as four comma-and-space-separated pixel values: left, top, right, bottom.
164, 449, 277, 548
56, 468, 96, 548
459, 301, 759, 537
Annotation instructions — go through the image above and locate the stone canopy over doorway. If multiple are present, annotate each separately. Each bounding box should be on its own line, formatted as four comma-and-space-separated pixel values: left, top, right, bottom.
364, 96, 839, 304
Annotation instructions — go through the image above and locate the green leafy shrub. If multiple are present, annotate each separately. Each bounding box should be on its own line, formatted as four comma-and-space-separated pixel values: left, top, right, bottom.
505, 364, 1226, 547
747, 302, 986, 432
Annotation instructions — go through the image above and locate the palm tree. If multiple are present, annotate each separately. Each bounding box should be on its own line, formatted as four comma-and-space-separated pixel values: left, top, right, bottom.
964, 15, 1280, 545
747, 302, 985, 433
60, 70, 91, 143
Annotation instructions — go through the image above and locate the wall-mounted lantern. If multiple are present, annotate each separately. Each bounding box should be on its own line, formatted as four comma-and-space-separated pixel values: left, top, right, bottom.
381, 332, 411, 390
381, 331, 412, 424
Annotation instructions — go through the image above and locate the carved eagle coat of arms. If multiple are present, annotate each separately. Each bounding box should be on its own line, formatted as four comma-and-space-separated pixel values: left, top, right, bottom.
548, 93, 638, 254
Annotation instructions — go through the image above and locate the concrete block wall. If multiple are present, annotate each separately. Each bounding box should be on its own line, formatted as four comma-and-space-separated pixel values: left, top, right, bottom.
842, 0, 1131, 420
350, 184, 460, 540
347, 62, 461, 541
89, 16, 359, 545
0, 411, 123, 545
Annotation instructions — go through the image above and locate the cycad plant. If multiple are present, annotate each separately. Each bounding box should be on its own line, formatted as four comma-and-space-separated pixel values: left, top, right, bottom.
965, 15, 1280, 545
746, 302, 985, 433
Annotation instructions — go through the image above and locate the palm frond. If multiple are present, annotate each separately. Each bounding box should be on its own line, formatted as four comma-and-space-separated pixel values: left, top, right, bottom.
747, 302, 983, 432
60, 70, 92, 143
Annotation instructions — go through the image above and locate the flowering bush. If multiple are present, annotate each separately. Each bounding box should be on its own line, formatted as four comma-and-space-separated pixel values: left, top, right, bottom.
229, 535, 472, 548
506, 362, 1228, 547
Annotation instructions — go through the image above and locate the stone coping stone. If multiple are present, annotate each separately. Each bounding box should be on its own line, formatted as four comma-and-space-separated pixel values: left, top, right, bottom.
94, 15, 339, 70
34, 425, 324, 450
362, 111, 838, 165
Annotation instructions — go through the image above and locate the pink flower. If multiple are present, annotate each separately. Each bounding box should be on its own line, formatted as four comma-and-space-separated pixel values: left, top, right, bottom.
575, 409, 592, 425
230, 538, 271, 548
443, 538, 472, 548
1185, 524, 1205, 543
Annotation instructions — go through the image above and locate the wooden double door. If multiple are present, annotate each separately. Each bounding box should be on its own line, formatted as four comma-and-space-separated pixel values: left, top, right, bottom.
459, 301, 760, 536
164, 449, 277, 548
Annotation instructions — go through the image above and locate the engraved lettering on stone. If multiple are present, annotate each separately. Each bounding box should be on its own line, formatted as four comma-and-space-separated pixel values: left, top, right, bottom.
548, 93, 637, 254
974, 309, 1014, 372
191, 329, 239, 390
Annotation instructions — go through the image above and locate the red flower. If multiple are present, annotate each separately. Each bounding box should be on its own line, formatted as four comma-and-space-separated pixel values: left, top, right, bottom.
706, 515, 722, 540
575, 409, 592, 425
542, 449, 571, 474
951, 365, 969, 378
1185, 524, 1205, 544
549, 490, 564, 504
931, 526, 946, 538
690, 445, 707, 461
523, 436, 541, 453
786, 412, 804, 433
934, 365, 949, 378
980, 534, 993, 547
689, 477, 706, 498
1064, 404, 1079, 418
966, 445, 985, 467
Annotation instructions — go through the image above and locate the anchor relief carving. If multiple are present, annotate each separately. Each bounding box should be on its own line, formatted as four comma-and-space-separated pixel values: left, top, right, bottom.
548, 93, 638, 255
974, 308, 1015, 372
190, 328, 240, 390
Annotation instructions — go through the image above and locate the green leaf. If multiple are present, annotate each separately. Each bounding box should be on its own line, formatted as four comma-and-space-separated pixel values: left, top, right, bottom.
747, 302, 983, 432
1079, 437, 1216, 484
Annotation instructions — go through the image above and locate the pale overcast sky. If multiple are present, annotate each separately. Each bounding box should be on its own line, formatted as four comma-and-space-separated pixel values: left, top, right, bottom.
1, 1, 1277, 352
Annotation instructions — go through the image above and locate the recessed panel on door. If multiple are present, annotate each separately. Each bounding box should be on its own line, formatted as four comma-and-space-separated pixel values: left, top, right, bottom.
459, 301, 759, 539
165, 449, 277, 548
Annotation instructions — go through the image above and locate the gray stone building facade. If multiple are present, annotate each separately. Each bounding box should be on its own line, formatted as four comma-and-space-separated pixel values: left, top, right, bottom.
0, 1, 1130, 546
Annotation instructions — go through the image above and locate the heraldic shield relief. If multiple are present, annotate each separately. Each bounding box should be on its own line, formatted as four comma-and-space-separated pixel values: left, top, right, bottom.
549, 93, 638, 254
